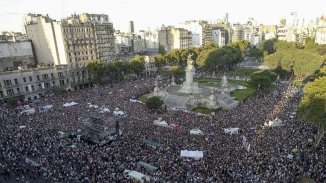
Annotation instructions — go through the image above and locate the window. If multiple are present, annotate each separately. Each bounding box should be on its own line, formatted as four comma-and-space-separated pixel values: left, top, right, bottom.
23, 77, 26, 83
25, 86, 29, 92
14, 79, 18, 85
31, 85, 34, 91
4, 80, 12, 86
16, 88, 20, 94
29, 76, 32, 81
51, 73, 54, 79
37, 75, 40, 81
53, 81, 55, 86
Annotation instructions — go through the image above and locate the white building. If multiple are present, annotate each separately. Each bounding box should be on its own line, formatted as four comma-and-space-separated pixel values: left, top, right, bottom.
178, 21, 203, 47
24, 14, 67, 66
158, 26, 192, 51
139, 29, 159, 52
144, 55, 157, 75
211, 29, 225, 47
315, 16, 326, 44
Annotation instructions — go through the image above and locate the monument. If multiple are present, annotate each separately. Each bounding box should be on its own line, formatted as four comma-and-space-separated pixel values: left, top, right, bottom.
147, 54, 240, 110
179, 54, 200, 94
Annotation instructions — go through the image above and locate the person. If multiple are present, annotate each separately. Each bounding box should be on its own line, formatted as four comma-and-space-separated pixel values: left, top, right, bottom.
115, 120, 120, 134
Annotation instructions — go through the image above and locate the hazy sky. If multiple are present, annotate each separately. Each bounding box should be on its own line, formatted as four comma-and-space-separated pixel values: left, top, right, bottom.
0, 0, 325, 33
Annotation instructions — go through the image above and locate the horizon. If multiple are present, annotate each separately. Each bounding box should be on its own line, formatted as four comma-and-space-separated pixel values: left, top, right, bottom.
0, 0, 325, 33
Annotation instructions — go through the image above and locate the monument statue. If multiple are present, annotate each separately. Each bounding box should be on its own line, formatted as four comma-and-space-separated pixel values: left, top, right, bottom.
221, 76, 229, 94
179, 53, 200, 94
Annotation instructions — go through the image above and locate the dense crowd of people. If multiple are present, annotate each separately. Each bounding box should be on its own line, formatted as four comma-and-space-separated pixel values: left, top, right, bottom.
0, 76, 325, 182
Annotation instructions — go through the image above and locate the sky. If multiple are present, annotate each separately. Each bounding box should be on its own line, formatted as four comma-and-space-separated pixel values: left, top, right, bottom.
0, 0, 325, 33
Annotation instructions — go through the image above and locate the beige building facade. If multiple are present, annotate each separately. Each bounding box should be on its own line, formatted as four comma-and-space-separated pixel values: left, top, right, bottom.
0, 65, 91, 101
158, 26, 192, 51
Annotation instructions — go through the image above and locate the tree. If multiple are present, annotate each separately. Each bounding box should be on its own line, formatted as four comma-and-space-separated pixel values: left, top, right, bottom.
154, 54, 166, 67
145, 96, 164, 110
170, 66, 185, 84
159, 44, 166, 55
297, 76, 326, 147
249, 70, 277, 90
87, 60, 104, 84
130, 55, 145, 75
259, 39, 275, 54
248, 48, 263, 58
230, 40, 251, 53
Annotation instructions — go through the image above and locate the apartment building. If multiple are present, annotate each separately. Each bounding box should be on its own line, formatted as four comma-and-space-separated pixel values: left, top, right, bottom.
315, 16, 326, 44
24, 13, 67, 66
24, 13, 115, 69
0, 65, 91, 102
158, 26, 192, 51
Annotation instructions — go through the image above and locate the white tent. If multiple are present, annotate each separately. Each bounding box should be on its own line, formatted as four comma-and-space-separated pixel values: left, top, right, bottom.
190, 128, 203, 135
19, 125, 26, 129
63, 102, 78, 107
123, 170, 150, 182
224, 128, 239, 134
21, 108, 35, 115
154, 120, 168, 127
264, 118, 283, 127
43, 105, 53, 109
113, 110, 125, 116
180, 150, 204, 159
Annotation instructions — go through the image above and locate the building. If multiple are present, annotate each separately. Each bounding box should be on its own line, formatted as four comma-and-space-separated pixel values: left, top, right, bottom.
315, 16, 326, 44
144, 55, 157, 76
260, 25, 277, 40
0, 65, 91, 102
133, 35, 145, 53
63, 13, 115, 67
139, 29, 159, 53
0, 41, 36, 71
211, 29, 226, 47
24, 13, 67, 66
129, 21, 135, 33
231, 23, 244, 43
178, 20, 204, 47
158, 26, 192, 51
0, 32, 28, 42
24, 13, 115, 69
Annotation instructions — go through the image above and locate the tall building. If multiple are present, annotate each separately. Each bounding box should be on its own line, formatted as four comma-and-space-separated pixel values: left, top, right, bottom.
178, 20, 204, 47
158, 25, 192, 51
129, 21, 135, 33
231, 23, 244, 42
211, 28, 226, 47
24, 13, 67, 66
24, 13, 115, 69
64, 13, 115, 67
139, 29, 159, 53
315, 16, 326, 44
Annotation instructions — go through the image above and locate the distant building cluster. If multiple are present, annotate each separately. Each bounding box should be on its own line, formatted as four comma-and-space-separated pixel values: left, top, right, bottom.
0, 12, 325, 102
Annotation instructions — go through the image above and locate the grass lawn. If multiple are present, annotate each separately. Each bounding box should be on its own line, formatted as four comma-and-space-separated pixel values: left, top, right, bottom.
192, 106, 221, 115
139, 95, 149, 103
230, 88, 257, 102
229, 68, 260, 77
195, 78, 250, 87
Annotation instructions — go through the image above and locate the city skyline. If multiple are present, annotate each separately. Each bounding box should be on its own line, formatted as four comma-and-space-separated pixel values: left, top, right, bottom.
0, 0, 325, 33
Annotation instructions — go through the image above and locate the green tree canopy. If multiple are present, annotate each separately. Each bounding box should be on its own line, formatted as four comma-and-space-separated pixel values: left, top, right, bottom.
145, 96, 164, 110
130, 55, 145, 75
249, 70, 277, 90
297, 76, 326, 147
197, 46, 243, 73
170, 65, 185, 83
259, 39, 276, 55
264, 49, 324, 79
229, 40, 251, 53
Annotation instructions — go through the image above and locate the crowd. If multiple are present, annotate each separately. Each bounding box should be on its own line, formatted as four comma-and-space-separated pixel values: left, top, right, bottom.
0, 76, 325, 182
